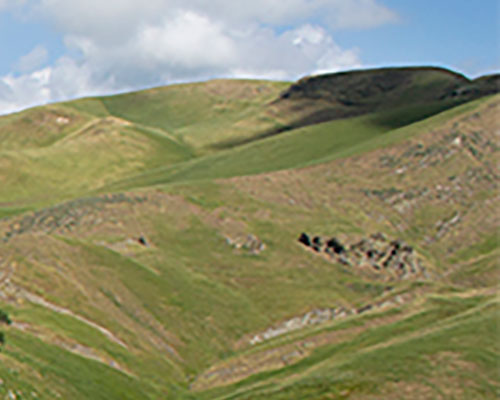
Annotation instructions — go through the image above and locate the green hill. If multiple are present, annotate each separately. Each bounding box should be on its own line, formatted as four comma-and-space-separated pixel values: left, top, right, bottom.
0, 66, 498, 399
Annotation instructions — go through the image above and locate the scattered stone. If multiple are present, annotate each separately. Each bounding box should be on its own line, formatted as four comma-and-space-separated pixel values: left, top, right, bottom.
250, 307, 338, 344
56, 116, 70, 125
371, 232, 387, 242
297, 232, 425, 280
227, 234, 266, 255
2, 194, 147, 243
435, 212, 461, 239
357, 304, 373, 314
248, 290, 413, 345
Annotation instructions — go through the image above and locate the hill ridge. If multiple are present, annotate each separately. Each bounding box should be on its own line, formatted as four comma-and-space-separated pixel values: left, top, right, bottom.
0, 65, 498, 400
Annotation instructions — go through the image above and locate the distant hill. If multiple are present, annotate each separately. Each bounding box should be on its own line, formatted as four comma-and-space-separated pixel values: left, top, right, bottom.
268, 66, 498, 131
0, 66, 498, 400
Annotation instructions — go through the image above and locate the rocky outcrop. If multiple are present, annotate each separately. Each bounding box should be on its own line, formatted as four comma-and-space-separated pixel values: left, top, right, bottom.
249, 290, 410, 345
250, 308, 344, 345
226, 234, 266, 255
298, 232, 426, 280
1, 193, 146, 243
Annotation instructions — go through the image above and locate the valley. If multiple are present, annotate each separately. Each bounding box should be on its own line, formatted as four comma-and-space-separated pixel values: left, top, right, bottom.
0, 67, 498, 399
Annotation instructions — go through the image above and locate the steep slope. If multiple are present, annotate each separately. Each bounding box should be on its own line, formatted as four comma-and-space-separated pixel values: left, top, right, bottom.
0, 83, 497, 400
208, 66, 495, 149
271, 67, 492, 128
1, 67, 498, 211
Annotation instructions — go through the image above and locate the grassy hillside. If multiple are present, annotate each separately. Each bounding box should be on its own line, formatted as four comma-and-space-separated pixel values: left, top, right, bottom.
104, 95, 492, 192
67, 79, 290, 150
0, 67, 498, 399
1, 67, 494, 209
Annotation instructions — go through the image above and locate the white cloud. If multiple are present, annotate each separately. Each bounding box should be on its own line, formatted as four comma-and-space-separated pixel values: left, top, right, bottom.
0, 69, 51, 114
36, 0, 168, 44
138, 11, 236, 69
288, 25, 361, 74
16, 45, 48, 72
0, 0, 398, 114
35, 0, 398, 36
0, 56, 114, 115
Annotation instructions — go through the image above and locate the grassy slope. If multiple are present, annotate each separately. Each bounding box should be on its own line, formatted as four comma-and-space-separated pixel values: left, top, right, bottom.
0, 72, 498, 399
200, 293, 498, 400
69, 79, 290, 149
0, 69, 485, 209
106, 95, 492, 192
0, 111, 192, 204
0, 80, 287, 208
0, 122, 192, 203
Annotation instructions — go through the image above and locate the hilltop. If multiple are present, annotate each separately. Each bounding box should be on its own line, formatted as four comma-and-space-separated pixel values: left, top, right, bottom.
0, 66, 498, 399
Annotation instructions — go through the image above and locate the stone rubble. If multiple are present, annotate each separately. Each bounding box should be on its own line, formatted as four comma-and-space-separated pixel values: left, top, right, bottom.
298, 232, 426, 280
249, 291, 409, 345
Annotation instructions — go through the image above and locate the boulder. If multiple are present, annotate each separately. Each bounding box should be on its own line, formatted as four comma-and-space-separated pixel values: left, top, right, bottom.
298, 232, 311, 247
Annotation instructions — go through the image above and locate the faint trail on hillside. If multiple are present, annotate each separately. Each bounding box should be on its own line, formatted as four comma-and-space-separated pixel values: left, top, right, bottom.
11, 320, 134, 376
20, 291, 128, 348
49, 118, 102, 146
355, 294, 497, 357
134, 123, 185, 146
0, 254, 15, 289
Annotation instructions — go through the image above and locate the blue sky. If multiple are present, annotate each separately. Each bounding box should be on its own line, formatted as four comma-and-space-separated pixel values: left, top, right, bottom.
0, 0, 498, 114
334, 0, 500, 76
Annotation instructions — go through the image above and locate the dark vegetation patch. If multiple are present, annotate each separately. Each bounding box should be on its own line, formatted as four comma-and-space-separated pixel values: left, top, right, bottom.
266, 67, 499, 135
210, 67, 500, 149
0, 309, 11, 325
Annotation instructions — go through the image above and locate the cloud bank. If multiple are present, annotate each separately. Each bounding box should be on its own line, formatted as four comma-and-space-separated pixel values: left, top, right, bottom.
0, 0, 398, 114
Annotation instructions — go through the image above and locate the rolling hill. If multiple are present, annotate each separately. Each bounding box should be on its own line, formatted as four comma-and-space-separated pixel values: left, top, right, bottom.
0, 66, 498, 399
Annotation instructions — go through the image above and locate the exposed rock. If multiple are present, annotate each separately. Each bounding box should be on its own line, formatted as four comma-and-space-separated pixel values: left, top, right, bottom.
226, 234, 266, 254
435, 212, 461, 239
357, 304, 373, 314
56, 116, 70, 125
244, 234, 266, 254
1, 193, 147, 243
298, 232, 425, 280
250, 307, 339, 345
249, 291, 413, 345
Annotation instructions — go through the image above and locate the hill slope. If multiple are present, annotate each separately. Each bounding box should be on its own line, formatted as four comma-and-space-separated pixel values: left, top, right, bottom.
0, 67, 498, 399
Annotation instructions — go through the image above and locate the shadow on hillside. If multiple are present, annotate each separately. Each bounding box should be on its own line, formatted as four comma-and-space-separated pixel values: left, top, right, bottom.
209, 99, 464, 150
210, 68, 499, 151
